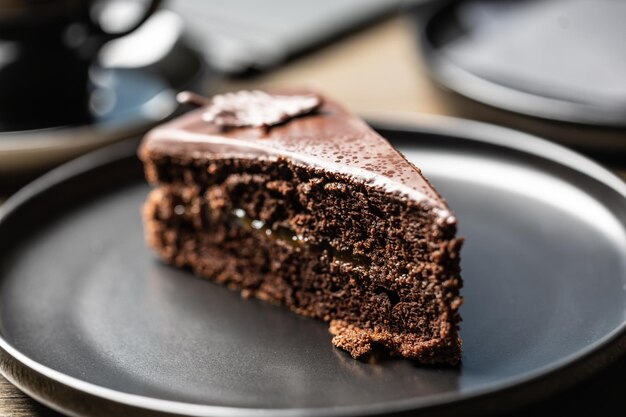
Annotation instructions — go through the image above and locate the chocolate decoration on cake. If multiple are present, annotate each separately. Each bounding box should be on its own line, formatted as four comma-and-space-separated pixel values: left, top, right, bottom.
178, 90, 322, 129
139, 89, 463, 364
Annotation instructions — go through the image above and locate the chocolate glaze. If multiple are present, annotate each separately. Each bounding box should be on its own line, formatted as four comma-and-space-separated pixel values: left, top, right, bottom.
140, 90, 454, 220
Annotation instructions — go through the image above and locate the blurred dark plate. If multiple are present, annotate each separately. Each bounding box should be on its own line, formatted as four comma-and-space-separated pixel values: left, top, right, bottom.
0, 10, 219, 174
0, 118, 625, 417
417, 0, 626, 152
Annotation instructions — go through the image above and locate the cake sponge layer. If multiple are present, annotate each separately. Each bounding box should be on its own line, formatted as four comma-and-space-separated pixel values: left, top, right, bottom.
142, 156, 463, 364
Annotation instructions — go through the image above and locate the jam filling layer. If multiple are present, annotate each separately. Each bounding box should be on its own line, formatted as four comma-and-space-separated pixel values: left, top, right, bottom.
231, 208, 372, 267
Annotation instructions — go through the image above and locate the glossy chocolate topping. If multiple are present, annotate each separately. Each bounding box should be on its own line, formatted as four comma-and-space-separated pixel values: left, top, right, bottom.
141, 90, 452, 218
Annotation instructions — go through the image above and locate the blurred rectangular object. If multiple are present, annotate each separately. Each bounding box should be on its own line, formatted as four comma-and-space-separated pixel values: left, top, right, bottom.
168, 0, 417, 73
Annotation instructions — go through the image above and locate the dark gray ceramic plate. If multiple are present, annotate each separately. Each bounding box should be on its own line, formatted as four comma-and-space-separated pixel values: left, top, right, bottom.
0, 117, 625, 417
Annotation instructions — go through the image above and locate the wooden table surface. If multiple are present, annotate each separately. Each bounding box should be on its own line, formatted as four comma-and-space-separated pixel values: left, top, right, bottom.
1, 13, 625, 417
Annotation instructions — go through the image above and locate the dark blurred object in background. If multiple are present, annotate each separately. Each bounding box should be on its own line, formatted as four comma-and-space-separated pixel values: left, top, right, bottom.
416, 0, 626, 154
0, 0, 214, 177
0, 0, 161, 130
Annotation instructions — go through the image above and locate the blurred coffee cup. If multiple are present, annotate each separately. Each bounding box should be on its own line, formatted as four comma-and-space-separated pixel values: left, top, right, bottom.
0, 0, 162, 130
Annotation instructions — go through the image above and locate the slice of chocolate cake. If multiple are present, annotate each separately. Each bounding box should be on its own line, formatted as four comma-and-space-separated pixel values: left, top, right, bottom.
139, 89, 463, 364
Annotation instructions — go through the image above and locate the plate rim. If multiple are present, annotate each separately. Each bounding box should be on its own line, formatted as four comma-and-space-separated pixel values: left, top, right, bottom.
1, 115, 626, 417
